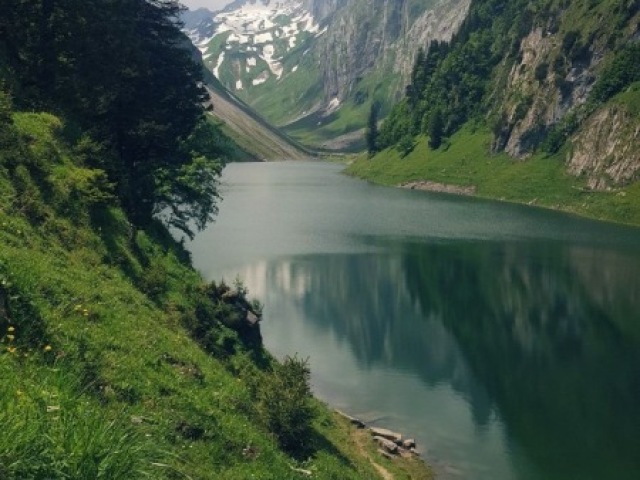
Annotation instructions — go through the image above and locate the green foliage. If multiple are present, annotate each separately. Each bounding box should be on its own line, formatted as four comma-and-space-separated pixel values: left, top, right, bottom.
534, 62, 549, 82
0, 363, 154, 479
0, 0, 218, 235
427, 109, 444, 149
365, 102, 380, 155
0, 263, 49, 350
398, 135, 416, 157
347, 126, 640, 226
612, 81, 640, 118
590, 43, 640, 104
256, 355, 315, 454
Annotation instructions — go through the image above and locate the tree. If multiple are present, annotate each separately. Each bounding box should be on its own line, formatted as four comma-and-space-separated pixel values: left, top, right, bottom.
0, 0, 221, 237
398, 134, 415, 158
257, 355, 314, 454
428, 109, 444, 150
365, 101, 380, 156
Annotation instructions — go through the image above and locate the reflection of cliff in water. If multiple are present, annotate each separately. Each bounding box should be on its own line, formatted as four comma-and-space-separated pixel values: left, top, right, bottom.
261, 252, 496, 426
402, 240, 640, 480
253, 240, 640, 479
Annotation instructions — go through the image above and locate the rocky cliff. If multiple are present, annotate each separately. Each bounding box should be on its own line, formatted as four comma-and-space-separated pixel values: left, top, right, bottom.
182, 0, 470, 150
488, 0, 640, 188
374, 0, 640, 193
315, 0, 470, 106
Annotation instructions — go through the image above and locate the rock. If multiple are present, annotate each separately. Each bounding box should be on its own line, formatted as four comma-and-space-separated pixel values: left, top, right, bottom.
403, 438, 416, 449
373, 436, 398, 454
335, 410, 366, 429
370, 427, 402, 444
290, 466, 312, 477
246, 310, 261, 326
130, 415, 144, 425
399, 181, 476, 196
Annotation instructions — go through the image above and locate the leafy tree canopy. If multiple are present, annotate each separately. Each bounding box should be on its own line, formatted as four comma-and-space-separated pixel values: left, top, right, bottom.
0, 0, 222, 238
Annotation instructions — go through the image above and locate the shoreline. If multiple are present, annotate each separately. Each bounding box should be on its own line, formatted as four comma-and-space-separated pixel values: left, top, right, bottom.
343, 169, 640, 230
342, 129, 640, 229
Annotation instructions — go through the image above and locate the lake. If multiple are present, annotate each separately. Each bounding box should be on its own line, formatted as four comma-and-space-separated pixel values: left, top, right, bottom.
188, 161, 640, 480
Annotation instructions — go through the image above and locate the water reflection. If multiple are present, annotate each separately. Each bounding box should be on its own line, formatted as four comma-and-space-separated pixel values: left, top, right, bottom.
236, 239, 640, 480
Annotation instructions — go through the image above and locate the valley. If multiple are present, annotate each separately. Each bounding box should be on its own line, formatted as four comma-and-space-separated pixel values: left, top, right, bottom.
1, 0, 639, 479
183, 0, 470, 150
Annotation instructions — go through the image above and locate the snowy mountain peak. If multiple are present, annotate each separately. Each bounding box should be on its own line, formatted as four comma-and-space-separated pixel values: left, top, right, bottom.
183, 0, 323, 88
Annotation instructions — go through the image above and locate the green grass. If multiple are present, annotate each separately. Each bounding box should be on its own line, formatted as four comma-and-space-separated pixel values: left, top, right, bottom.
613, 81, 640, 118
346, 125, 640, 226
0, 109, 430, 478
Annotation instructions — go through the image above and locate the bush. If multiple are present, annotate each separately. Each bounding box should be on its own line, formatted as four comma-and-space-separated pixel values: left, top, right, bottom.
590, 44, 640, 104
256, 355, 314, 454
397, 135, 416, 157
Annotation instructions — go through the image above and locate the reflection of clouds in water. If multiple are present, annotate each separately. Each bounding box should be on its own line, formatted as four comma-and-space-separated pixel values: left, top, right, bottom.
190, 163, 640, 480
221, 259, 313, 301
222, 242, 640, 480
248, 252, 513, 480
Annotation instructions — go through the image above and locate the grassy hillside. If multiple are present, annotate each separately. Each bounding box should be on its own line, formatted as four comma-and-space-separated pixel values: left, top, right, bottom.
205, 86, 315, 161
351, 0, 640, 225
347, 123, 640, 226
0, 105, 430, 478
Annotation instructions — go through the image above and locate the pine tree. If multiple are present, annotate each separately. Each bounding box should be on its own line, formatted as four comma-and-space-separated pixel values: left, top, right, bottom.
365, 102, 380, 156
428, 109, 444, 150
0, 0, 220, 238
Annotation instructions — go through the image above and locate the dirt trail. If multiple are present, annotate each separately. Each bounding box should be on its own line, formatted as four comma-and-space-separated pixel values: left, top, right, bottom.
353, 429, 394, 480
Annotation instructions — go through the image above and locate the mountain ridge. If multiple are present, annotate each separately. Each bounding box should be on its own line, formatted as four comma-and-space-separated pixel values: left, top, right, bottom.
348, 0, 640, 227
182, 0, 470, 151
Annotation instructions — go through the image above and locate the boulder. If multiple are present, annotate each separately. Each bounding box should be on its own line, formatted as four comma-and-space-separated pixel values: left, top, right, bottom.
370, 427, 402, 444
402, 438, 416, 449
246, 310, 261, 326
373, 436, 398, 454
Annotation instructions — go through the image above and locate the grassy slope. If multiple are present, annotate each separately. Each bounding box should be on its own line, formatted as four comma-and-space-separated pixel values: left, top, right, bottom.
205, 85, 315, 161
0, 112, 430, 478
346, 122, 640, 226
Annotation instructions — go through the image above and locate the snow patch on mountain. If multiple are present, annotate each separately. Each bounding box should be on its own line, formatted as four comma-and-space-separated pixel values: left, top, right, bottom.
183, 0, 323, 92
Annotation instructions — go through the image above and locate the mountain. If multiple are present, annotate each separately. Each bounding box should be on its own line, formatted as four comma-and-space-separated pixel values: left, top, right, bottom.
183, 0, 470, 151
348, 0, 640, 226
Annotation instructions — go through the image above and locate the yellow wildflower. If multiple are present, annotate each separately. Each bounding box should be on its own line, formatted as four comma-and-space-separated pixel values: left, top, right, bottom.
7, 334, 15, 341
43, 345, 52, 352
7, 326, 15, 332
7, 346, 16, 354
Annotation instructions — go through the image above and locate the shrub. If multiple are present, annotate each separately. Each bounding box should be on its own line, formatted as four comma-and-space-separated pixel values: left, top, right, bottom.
397, 135, 416, 157
256, 355, 314, 454
590, 44, 640, 104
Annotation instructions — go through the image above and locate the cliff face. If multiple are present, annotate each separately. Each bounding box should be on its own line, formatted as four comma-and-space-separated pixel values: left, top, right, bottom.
182, 0, 470, 149
488, 1, 640, 189
568, 104, 640, 189
315, 0, 470, 105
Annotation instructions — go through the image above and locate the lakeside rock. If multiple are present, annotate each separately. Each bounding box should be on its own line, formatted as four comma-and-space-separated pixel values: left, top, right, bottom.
370, 427, 403, 444
399, 180, 477, 196
373, 436, 399, 454
335, 409, 420, 459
